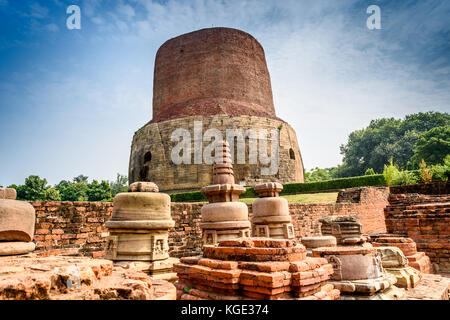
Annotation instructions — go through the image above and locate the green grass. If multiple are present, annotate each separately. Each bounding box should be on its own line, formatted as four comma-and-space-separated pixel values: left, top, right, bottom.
174, 192, 338, 204
238, 192, 338, 204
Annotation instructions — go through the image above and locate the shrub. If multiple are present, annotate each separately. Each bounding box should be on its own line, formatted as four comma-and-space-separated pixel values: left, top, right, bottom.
383, 158, 401, 186
169, 174, 386, 202
431, 154, 450, 181
391, 170, 418, 186
364, 168, 376, 175
419, 159, 433, 184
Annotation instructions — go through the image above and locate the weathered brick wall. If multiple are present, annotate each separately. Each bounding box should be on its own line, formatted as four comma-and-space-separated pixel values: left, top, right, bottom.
30, 187, 388, 258
32, 201, 113, 258
384, 193, 450, 272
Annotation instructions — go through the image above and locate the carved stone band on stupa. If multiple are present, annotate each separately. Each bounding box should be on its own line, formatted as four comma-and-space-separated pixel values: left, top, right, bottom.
251, 182, 295, 239
105, 182, 177, 281
0, 188, 36, 256
200, 141, 251, 245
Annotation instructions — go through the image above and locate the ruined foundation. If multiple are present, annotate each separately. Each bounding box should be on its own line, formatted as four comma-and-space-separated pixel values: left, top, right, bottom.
313, 215, 407, 300
174, 238, 340, 300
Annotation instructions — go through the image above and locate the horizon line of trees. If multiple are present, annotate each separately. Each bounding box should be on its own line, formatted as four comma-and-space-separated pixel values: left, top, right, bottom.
1, 173, 128, 202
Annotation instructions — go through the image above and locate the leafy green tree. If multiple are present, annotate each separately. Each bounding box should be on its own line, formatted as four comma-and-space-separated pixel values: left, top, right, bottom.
304, 167, 334, 182
15, 175, 49, 200
43, 188, 61, 201
431, 155, 450, 181
110, 173, 128, 197
413, 126, 450, 165
337, 112, 449, 177
55, 180, 88, 201
87, 180, 112, 202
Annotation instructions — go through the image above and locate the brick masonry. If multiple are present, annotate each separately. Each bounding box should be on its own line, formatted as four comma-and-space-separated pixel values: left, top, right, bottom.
30, 187, 389, 259
384, 193, 450, 272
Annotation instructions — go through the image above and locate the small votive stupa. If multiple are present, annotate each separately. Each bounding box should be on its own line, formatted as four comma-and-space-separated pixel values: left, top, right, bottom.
105, 182, 177, 281
312, 215, 406, 300
0, 188, 36, 256
200, 141, 251, 245
251, 182, 295, 239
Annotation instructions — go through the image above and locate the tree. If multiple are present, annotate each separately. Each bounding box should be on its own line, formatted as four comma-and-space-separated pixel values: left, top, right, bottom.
55, 180, 88, 201
73, 175, 89, 184
43, 188, 61, 201
87, 180, 112, 202
110, 173, 128, 197
15, 175, 49, 200
8, 175, 61, 201
336, 112, 450, 177
304, 167, 335, 182
413, 126, 450, 165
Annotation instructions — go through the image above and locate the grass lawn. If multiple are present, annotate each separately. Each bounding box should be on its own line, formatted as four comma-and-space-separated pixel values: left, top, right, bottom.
238, 192, 338, 204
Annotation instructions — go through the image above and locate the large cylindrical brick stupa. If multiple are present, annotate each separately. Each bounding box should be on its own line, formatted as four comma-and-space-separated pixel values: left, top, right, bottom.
129, 27, 304, 193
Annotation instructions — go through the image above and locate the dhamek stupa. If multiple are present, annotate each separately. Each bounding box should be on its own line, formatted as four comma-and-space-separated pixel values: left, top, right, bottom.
129, 27, 304, 193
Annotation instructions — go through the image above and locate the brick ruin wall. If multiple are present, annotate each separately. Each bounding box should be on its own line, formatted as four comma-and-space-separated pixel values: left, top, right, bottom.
30, 187, 388, 259
129, 114, 304, 193
385, 192, 450, 272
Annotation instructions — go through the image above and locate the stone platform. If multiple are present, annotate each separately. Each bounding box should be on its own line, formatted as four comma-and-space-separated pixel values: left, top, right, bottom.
405, 273, 449, 300
0, 255, 176, 300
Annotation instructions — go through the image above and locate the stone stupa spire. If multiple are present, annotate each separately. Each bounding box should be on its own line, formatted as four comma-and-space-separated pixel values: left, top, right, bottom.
199, 140, 251, 245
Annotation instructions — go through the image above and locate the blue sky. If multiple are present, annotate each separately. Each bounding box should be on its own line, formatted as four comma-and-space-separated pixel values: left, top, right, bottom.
0, 0, 449, 186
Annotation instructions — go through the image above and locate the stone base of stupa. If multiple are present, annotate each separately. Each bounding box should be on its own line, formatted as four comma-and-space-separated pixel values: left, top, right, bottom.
113, 257, 179, 282
0, 241, 35, 256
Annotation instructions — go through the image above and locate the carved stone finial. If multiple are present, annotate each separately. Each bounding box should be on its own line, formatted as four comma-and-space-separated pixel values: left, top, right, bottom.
254, 182, 283, 198
128, 182, 159, 193
212, 140, 234, 185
